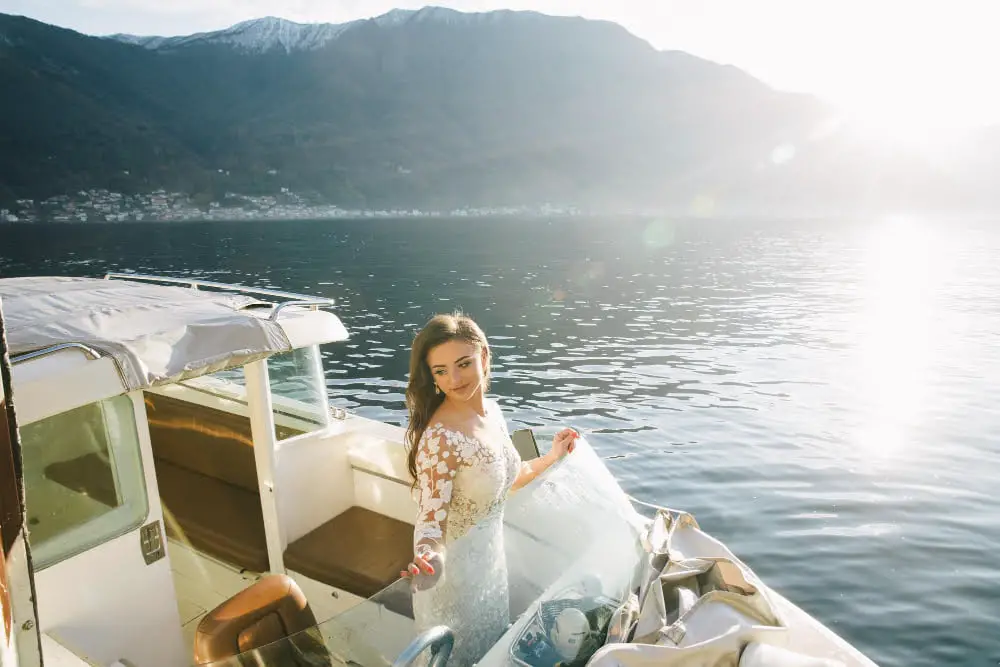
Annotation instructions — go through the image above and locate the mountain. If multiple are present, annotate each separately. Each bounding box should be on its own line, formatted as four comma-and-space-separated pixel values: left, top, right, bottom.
0, 7, 996, 214
109, 16, 357, 54
107, 9, 607, 55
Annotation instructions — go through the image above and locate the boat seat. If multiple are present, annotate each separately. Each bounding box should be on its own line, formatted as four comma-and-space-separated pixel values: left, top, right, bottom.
284, 506, 413, 600
194, 573, 322, 665
156, 460, 269, 573
145, 392, 269, 573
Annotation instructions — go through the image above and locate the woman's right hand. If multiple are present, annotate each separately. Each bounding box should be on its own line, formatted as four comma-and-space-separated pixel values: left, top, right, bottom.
401, 550, 444, 591
551, 427, 579, 458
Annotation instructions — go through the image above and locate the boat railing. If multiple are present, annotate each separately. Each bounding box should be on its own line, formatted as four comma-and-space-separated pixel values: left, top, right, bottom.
10, 342, 104, 365
104, 272, 335, 320
391, 626, 454, 667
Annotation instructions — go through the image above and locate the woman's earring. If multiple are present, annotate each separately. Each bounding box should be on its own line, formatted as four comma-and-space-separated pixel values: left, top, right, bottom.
435, 385, 442, 395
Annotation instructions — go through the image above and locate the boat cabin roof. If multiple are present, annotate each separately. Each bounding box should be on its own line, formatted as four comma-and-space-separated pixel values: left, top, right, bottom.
0, 274, 348, 392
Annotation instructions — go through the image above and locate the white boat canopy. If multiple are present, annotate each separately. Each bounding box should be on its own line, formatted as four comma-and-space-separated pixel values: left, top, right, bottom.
0, 275, 347, 391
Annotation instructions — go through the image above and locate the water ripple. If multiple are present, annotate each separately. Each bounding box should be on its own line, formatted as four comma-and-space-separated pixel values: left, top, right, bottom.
3, 217, 1000, 666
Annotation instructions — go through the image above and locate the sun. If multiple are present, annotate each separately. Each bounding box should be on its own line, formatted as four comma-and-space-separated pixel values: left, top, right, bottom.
821, 46, 999, 151
840, 99, 977, 152
681, 1, 1000, 152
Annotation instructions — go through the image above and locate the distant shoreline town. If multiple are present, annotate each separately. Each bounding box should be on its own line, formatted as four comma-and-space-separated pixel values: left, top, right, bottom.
6, 188, 980, 224
0, 189, 584, 223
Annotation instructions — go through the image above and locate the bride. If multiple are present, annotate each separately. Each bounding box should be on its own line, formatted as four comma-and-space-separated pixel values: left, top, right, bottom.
401, 312, 578, 665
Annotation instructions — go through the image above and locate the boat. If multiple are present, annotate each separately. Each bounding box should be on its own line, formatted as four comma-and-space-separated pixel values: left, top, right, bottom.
0, 273, 878, 667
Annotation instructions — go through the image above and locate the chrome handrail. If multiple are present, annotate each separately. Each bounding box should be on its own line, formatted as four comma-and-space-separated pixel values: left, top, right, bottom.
10, 343, 103, 365
391, 626, 454, 667
104, 272, 335, 308
268, 300, 336, 321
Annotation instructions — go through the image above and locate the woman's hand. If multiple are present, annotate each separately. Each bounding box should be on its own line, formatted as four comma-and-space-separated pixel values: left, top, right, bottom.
401, 550, 444, 591
512, 428, 581, 492
551, 427, 579, 458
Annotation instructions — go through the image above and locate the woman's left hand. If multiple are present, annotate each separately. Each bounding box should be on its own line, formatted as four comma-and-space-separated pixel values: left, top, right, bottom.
551, 428, 579, 458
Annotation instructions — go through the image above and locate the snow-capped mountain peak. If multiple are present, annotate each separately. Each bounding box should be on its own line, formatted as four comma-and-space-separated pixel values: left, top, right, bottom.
108, 16, 356, 54
105, 6, 541, 54
208, 16, 356, 53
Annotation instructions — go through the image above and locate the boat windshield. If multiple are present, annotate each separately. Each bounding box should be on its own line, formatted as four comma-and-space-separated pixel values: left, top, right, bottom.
200, 438, 644, 667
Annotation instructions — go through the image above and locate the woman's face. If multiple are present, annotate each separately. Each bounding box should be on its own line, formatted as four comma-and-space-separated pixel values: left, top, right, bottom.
426, 339, 488, 402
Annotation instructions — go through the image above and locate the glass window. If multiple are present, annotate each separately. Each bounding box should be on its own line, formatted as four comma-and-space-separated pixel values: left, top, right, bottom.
267, 346, 329, 441
174, 351, 327, 443
21, 395, 148, 569
177, 367, 247, 404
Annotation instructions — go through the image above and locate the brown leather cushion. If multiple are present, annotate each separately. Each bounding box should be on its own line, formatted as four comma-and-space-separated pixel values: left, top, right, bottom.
194, 574, 318, 665
237, 612, 286, 655
44, 452, 118, 507
145, 392, 262, 493
284, 506, 412, 600
156, 459, 269, 573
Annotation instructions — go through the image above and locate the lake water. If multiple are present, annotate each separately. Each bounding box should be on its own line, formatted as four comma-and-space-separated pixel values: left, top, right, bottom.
1, 216, 998, 666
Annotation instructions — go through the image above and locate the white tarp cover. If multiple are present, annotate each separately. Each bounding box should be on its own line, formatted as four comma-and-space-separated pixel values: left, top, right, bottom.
0, 276, 292, 390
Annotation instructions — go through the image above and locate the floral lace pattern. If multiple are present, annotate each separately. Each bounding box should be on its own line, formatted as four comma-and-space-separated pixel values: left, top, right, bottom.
411, 402, 521, 665
413, 418, 518, 553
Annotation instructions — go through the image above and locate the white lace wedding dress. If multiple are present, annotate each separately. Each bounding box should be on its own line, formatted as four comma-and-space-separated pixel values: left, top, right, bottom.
411, 402, 522, 666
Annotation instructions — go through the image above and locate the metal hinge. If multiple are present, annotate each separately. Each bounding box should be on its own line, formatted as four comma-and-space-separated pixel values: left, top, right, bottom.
139, 520, 165, 565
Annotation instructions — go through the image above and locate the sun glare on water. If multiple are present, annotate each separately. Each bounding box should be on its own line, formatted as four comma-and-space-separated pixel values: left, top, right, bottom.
854, 215, 939, 462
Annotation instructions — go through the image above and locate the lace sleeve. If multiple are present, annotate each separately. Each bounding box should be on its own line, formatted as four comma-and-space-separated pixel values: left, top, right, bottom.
497, 409, 511, 439
493, 402, 532, 479
491, 400, 516, 444
413, 425, 462, 557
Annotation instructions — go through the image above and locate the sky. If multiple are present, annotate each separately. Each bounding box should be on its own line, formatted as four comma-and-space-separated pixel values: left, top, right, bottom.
2, 1, 997, 131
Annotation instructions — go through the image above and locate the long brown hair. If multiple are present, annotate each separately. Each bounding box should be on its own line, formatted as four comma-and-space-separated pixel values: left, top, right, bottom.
405, 312, 491, 482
